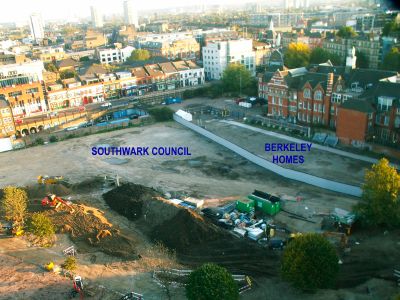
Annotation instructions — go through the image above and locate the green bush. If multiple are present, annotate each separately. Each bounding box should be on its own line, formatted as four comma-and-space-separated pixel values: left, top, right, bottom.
148, 107, 174, 122
65, 134, 76, 140
26, 213, 55, 238
62, 256, 77, 271
186, 263, 238, 300
35, 138, 45, 145
49, 135, 58, 143
281, 233, 339, 291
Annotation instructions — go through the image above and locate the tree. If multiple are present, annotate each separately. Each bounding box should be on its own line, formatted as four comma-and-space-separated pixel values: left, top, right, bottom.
284, 42, 311, 68
355, 50, 369, 68
26, 213, 55, 238
381, 47, 400, 72
62, 256, 77, 271
222, 63, 252, 95
59, 69, 77, 80
1, 186, 28, 223
336, 26, 357, 39
281, 234, 339, 291
148, 107, 174, 122
354, 158, 400, 227
186, 263, 238, 300
382, 21, 400, 37
309, 47, 342, 65
128, 49, 151, 62
45, 62, 58, 72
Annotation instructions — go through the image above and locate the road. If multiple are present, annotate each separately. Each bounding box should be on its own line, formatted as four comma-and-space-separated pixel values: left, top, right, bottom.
21, 84, 209, 123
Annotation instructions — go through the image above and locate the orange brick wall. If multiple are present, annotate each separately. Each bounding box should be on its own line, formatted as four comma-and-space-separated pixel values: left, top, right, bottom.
337, 108, 368, 143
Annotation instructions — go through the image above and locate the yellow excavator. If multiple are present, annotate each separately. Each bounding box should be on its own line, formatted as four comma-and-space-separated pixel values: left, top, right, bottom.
37, 175, 64, 185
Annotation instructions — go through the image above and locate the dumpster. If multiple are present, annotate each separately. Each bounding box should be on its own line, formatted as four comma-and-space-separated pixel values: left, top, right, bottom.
236, 199, 255, 213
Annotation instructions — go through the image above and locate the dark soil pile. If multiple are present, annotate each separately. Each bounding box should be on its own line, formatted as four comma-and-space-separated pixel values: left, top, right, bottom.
102, 183, 159, 221
150, 209, 229, 253
25, 183, 72, 199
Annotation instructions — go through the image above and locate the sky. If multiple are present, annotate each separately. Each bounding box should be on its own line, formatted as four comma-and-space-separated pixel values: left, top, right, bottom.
0, 0, 249, 24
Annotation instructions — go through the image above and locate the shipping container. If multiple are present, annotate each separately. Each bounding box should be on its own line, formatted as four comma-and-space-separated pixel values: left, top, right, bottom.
112, 110, 128, 120
236, 198, 255, 213
164, 96, 182, 105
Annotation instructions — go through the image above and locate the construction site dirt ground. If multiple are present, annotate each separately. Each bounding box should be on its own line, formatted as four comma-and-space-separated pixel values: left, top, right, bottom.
194, 117, 371, 186
0, 123, 399, 299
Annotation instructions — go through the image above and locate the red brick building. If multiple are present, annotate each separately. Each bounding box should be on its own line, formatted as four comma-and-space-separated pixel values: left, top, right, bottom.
336, 99, 375, 144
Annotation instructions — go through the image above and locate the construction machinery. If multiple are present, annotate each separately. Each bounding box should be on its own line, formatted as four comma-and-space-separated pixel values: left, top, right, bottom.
70, 276, 84, 299
37, 175, 64, 185
42, 194, 75, 213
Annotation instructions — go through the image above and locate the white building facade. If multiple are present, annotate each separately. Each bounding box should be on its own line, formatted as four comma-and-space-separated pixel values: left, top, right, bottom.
123, 0, 139, 28
90, 6, 103, 28
29, 14, 45, 42
97, 46, 135, 64
202, 39, 256, 80
0, 61, 45, 81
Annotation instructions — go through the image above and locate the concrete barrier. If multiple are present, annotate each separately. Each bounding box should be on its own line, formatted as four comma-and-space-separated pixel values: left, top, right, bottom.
174, 114, 362, 197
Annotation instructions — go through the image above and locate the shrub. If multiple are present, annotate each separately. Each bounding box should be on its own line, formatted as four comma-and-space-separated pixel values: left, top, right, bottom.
62, 256, 77, 271
49, 135, 58, 143
281, 233, 339, 291
35, 138, 45, 145
148, 107, 174, 122
26, 213, 55, 238
186, 263, 238, 300
1, 186, 28, 222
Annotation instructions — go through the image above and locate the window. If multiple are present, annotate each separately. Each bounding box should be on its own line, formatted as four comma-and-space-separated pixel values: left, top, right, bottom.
336, 84, 342, 92
303, 88, 311, 99
378, 97, 394, 112
314, 90, 322, 101
384, 116, 389, 126
332, 93, 341, 103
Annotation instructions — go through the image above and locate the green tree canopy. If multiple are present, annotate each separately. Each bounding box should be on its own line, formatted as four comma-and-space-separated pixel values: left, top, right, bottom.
381, 47, 400, 72
148, 107, 174, 122
222, 63, 252, 95
45, 62, 58, 72
59, 69, 77, 80
309, 47, 342, 65
284, 42, 311, 68
26, 213, 55, 238
1, 186, 28, 222
382, 21, 400, 37
186, 263, 239, 300
355, 158, 400, 227
355, 50, 369, 68
281, 233, 339, 291
336, 26, 357, 39
128, 49, 151, 62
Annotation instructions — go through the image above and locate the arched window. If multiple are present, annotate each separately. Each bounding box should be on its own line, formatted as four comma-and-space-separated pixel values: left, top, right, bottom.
303, 88, 311, 99
314, 90, 322, 100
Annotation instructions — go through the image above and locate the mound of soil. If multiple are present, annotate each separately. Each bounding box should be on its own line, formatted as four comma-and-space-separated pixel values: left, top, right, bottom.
150, 209, 229, 253
102, 183, 159, 221
70, 177, 104, 193
25, 183, 72, 199
44, 205, 138, 259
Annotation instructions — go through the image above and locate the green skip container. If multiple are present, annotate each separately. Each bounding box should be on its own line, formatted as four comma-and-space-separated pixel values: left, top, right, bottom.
247, 194, 280, 216
236, 198, 255, 213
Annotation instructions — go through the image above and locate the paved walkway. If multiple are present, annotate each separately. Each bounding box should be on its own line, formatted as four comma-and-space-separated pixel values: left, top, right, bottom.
223, 120, 399, 168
